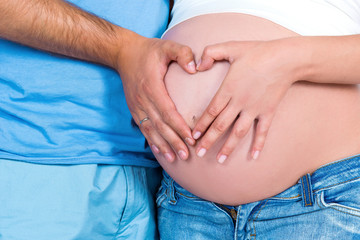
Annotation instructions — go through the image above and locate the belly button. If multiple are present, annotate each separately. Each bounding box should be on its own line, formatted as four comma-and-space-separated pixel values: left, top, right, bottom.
192, 115, 196, 123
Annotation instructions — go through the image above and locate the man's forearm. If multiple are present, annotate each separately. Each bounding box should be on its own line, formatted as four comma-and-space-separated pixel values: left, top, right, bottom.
0, 0, 132, 68
1, 0, 198, 161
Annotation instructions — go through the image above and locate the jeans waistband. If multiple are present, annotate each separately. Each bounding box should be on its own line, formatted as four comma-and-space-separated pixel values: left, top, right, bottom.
310, 154, 360, 191
269, 154, 360, 202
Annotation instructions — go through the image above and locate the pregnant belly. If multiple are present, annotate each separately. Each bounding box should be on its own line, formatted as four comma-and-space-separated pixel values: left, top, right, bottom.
154, 13, 360, 205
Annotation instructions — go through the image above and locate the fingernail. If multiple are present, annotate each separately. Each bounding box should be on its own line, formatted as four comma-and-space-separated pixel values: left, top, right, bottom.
193, 131, 201, 140
165, 153, 174, 162
185, 137, 195, 145
218, 154, 227, 164
187, 61, 196, 73
151, 144, 160, 154
178, 150, 187, 160
197, 148, 206, 158
252, 150, 260, 160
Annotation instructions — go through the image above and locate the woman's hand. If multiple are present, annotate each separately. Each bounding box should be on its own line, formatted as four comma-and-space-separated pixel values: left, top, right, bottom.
117, 32, 197, 162
193, 39, 304, 163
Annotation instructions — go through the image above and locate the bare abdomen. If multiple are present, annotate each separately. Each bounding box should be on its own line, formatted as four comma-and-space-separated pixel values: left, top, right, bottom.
154, 13, 360, 205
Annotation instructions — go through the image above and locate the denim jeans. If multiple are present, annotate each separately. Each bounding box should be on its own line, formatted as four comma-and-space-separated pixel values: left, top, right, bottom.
157, 154, 360, 240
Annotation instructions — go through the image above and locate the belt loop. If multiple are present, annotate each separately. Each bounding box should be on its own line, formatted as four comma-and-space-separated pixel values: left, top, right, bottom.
166, 177, 178, 205
300, 173, 314, 207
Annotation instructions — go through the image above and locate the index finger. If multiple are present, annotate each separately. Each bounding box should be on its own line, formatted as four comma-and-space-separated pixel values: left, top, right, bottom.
164, 40, 197, 74
191, 88, 231, 140
150, 85, 195, 146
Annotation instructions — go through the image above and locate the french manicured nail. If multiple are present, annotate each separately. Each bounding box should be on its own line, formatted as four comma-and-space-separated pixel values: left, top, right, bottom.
252, 150, 260, 160
187, 61, 196, 73
185, 137, 195, 145
218, 154, 227, 164
178, 150, 187, 160
193, 131, 201, 140
197, 148, 206, 157
151, 144, 160, 154
165, 153, 174, 162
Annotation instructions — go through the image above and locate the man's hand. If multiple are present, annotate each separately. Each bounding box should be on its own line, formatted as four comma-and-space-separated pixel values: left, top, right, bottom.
117, 31, 197, 162
193, 39, 302, 163
1, 0, 198, 162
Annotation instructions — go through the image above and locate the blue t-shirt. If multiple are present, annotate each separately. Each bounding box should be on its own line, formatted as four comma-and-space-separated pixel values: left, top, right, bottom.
0, 0, 169, 167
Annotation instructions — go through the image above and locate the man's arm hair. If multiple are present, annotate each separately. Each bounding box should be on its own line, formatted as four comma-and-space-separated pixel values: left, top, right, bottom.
0, 0, 130, 68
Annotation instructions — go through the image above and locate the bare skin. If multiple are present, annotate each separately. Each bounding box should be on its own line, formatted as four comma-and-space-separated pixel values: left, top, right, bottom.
153, 13, 360, 205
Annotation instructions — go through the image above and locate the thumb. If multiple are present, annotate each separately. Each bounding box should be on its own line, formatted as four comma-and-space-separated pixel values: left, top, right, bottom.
196, 42, 233, 71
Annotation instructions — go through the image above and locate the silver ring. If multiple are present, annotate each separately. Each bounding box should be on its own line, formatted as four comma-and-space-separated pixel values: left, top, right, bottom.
139, 117, 150, 125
